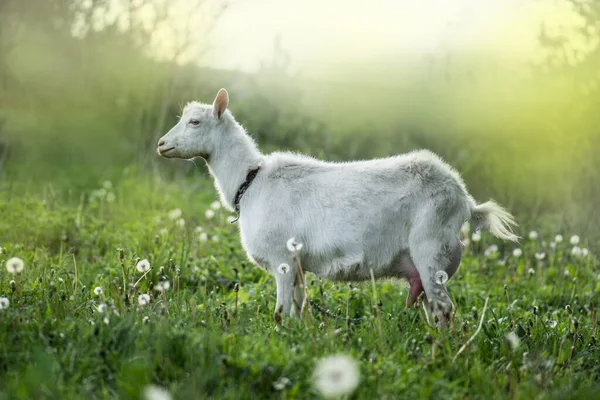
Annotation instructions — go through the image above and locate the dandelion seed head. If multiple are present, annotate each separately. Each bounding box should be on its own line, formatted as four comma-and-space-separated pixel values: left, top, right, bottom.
210, 201, 221, 210
548, 320, 558, 328
273, 377, 291, 391
528, 231, 538, 240
570, 235, 580, 245
506, 331, 520, 350
6, 257, 24, 274
555, 234, 563, 243
138, 294, 151, 306
286, 238, 304, 253
143, 385, 172, 400
484, 245, 498, 257
211, 235, 219, 242
103, 317, 110, 325
313, 354, 360, 399
277, 263, 291, 275
168, 208, 182, 220
93, 286, 103, 296
199, 232, 208, 242
176, 218, 185, 228
528, 268, 535, 275
143, 316, 150, 323
571, 246, 582, 256
97, 304, 107, 313
155, 281, 170, 292
564, 269, 570, 277
471, 232, 481, 242
195, 226, 203, 233
434, 270, 448, 285
535, 252, 546, 261
0, 297, 10, 310
512, 248, 522, 258
582, 248, 589, 257
205, 209, 215, 219
549, 241, 556, 249
136, 259, 151, 273
58, 277, 64, 283
461, 222, 470, 236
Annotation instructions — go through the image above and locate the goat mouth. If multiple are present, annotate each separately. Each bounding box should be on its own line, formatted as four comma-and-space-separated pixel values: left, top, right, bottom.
158, 147, 175, 156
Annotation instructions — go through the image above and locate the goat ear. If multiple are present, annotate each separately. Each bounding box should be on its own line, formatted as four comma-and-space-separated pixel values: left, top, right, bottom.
213, 88, 229, 119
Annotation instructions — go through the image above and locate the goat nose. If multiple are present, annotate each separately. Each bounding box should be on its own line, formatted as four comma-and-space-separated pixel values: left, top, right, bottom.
158, 140, 165, 147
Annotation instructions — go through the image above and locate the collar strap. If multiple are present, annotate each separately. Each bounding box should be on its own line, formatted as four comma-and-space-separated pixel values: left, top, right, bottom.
233, 166, 261, 216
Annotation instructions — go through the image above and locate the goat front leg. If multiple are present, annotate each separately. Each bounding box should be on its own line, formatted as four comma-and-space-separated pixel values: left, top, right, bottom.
272, 263, 297, 323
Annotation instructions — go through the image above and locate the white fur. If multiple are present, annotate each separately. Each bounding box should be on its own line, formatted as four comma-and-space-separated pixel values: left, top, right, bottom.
157, 89, 518, 326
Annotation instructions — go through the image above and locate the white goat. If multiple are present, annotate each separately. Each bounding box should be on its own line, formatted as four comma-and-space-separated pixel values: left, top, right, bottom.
157, 89, 518, 327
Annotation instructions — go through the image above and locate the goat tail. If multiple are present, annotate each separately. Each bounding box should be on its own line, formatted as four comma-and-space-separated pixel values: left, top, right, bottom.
470, 200, 519, 242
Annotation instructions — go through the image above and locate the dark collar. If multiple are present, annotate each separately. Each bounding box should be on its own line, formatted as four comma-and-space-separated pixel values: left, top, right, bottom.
233, 166, 261, 215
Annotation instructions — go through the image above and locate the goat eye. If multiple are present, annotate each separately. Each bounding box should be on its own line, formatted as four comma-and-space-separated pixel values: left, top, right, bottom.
189, 119, 200, 126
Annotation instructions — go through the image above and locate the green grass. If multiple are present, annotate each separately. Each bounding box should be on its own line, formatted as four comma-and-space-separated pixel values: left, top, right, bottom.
0, 169, 599, 400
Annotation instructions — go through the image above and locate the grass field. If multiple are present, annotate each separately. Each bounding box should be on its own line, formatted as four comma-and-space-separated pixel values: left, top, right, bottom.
1, 169, 599, 399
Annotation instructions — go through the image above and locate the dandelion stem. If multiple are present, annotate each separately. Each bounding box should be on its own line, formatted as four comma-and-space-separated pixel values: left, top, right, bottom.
504, 285, 514, 328
133, 269, 152, 288
72, 254, 78, 295
453, 297, 489, 363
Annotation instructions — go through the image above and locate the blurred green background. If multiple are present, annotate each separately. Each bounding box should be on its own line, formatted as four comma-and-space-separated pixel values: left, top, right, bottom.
1, 0, 599, 236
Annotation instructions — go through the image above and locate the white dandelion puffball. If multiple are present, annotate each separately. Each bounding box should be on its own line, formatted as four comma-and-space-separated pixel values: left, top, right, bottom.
106, 192, 116, 203
93, 286, 103, 296
313, 355, 360, 399
176, 218, 185, 229
143, 316, 150, 323
549, 241, 556, 249
461, 222, 470, 236
570, 235, 580, 245
571, 246, 582, 256
6, 257, 24, 274
143, 385, 172, 400
535, 252, 546, 261
138, 294, 151, 306
527, 268, 535, 275
205, 209, 215, 219
528, 231, 538, 240
0, 297, 9, 310
211, 235, 219, 243
277, 263, 291, 274
210, 201, 221, 210
484, 245, 498, 257
582, 248, 589, 257
103, 317, 110, 325
136, 259, 151, 273
168, 208, 182, 220
434, 270, 448, 285
155, 281, 170, 292
97, 304, 107, 313
195, 226, 203, 233
471, 232, 481, 242
554, 234, 563, 243
512, 248, 522, 258
199, 232, 208, 242
548, 320, 558, 329
286, 238, 304, 253
506, 332, 520, 351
